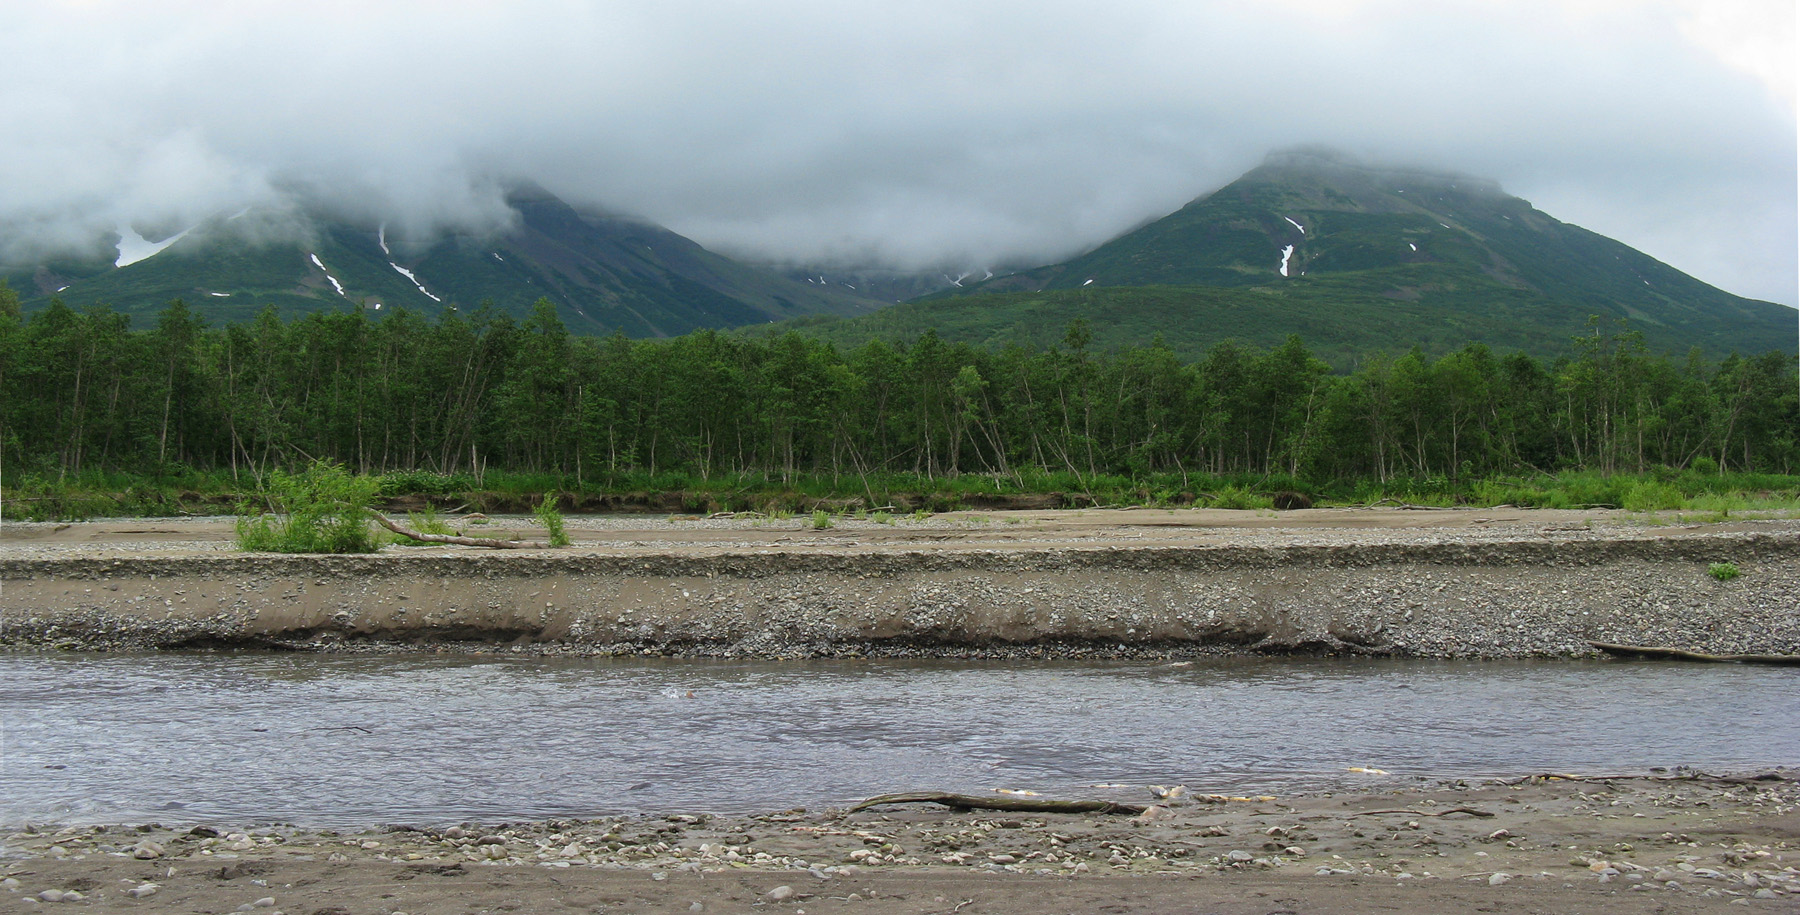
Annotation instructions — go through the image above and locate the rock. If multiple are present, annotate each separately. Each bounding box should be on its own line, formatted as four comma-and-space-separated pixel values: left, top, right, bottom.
990, 854, 1017, 864
36, 890, 64, 902
1227, 850, 1254, 864
766, 885, 795, 901
128, 884, 160, 899
133, 840, 165, 859
1489, 873, 1512, 885
1283, 846, 1307, 857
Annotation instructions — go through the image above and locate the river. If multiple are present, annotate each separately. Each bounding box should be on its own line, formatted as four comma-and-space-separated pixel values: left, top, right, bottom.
2, 654, 1794, 826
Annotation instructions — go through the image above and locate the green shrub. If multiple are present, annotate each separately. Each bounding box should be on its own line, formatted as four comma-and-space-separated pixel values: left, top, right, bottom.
535, 493, 571, 547
811, 509, 834, 530
1708, 562, 1740, 582
1622, 480, 1684, 512
236, 461, 381, 553
1209, 486, 1273, 511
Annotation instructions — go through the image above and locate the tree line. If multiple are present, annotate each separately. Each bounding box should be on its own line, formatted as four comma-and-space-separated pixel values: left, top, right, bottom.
2, 290, 1795, 488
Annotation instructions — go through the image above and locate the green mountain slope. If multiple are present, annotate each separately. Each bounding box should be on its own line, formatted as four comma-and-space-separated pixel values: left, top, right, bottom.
6, 186, 875, 336
875, 147, 1795, 360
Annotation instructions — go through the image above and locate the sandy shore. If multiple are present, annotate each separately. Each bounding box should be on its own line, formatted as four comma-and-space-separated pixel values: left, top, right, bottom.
3, 508, 1798, 657
4, 774, 1796, 913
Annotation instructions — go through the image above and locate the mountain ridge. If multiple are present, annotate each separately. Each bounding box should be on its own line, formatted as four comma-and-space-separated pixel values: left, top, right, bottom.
798, 147, 1796, 361
4, 186, 876, 336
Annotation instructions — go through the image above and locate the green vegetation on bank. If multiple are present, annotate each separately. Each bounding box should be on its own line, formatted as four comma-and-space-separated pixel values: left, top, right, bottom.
0, 289, 1795, 521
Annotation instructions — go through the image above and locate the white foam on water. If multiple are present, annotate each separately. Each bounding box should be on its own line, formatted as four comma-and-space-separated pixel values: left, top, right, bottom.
1278, 245, 1295, 277
390, 262, 442, 302
115, 223, 195, 268
1285, 217, 1305, 234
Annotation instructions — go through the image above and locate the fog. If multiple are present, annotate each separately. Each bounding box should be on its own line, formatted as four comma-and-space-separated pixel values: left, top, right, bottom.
1, 0, 1793, 304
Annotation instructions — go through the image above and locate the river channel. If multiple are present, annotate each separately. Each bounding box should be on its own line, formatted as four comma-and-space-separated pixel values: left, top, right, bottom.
2, 654, 1794, 827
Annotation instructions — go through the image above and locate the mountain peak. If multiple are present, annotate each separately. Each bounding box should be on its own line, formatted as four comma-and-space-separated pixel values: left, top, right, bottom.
923, 149, 1791, 359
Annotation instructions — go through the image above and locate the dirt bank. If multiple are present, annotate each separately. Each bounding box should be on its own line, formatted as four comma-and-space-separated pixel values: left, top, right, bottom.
5, 774, 1796, 913
3, 509, 1797, 658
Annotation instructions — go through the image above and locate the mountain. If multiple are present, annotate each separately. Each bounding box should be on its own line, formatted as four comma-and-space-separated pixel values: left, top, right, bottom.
6, 186, 875, 336
777, 148, 1795, 363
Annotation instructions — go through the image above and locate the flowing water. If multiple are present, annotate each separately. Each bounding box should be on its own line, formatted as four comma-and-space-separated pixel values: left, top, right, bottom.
2, 653, 1794, 826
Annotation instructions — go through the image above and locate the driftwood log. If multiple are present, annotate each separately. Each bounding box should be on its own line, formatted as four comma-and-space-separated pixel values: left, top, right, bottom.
1589, 641, 1800, 666
847, 792, 1146, 815
370, 512, 556, 549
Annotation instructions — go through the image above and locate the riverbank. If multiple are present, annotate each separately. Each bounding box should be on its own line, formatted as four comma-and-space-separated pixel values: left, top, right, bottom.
4, 774, 1795, 913
3, 508, 1798, 658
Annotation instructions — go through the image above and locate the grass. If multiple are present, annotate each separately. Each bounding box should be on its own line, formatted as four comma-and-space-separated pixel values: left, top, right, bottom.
1708, 562, 1741, 582
535, 493, 571, 547
6, 465, 1798, 522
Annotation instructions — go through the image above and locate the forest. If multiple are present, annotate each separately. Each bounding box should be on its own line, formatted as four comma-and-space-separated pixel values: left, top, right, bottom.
1, 288, 1796, 513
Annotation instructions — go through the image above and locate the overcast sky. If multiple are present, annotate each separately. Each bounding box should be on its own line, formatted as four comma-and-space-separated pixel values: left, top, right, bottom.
3, 0, 1794, 305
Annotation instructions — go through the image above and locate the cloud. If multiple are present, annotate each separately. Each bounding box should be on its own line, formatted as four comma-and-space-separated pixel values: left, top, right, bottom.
0, 0, 1793, 305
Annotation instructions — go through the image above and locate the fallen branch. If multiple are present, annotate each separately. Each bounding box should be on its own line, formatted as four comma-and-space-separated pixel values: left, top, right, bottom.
1347, 807, 1495, 819
1589, 641, 1800, 666
847, 791, 1146, 815
370, 511, 555, 549
1490, 770, 1787, 786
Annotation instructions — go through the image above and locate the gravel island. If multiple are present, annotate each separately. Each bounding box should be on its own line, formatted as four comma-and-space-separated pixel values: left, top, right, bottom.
3, 508, 1797, 658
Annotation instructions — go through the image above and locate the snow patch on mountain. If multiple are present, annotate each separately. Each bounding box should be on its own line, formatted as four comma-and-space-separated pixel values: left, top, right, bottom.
309, 254, 348, 296
115, 223, 195, 268
1284, 217, 1305, 235
390, 262, 441, 302
1278, 245, 1295, 277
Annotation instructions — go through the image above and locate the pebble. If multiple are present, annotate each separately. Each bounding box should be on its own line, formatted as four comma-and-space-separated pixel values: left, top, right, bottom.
1489, 873, 1512, 885
1227, 850, 1254, 863
766, 885, 795, 901
132, 840, 165, 859
128, 884, 160, 898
